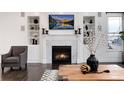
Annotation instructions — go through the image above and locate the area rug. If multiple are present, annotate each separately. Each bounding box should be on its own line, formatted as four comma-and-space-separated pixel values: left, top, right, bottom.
40, 70, 58, 81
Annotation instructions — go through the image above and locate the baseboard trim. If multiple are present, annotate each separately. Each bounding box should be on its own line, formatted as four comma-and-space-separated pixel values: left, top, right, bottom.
99, 62, 122, 64
27, 61, 122, 64
27, 60, 41, 63
74, 62, 122, 64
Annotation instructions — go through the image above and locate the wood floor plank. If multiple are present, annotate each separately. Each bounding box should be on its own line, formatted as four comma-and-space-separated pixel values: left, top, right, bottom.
0, 63, 52, 81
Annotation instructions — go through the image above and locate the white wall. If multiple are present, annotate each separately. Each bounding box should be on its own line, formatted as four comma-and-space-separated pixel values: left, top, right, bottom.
0, 12, 27, 62
0, 13, 27, 51
0, 12, 40, 63
0, 12, 122, 63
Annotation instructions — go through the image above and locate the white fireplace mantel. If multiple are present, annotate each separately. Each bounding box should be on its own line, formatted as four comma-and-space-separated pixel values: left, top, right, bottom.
40, 34, 81, 64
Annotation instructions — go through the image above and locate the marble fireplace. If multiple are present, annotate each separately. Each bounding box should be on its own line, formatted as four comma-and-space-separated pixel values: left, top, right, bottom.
41, 34, 79, 64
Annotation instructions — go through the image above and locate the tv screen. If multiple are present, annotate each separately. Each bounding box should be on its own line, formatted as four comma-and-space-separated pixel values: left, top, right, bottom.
49, 15, 74, 30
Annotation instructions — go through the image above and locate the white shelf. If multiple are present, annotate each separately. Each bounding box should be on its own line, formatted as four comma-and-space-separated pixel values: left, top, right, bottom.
29, 30, 39, 32
83, 16, 95, 44
28, 16, 40, 45
29, 23, 39, 25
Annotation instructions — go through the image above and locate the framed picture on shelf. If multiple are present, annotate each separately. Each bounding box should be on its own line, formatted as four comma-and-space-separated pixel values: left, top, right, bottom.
49, 15, 74, 30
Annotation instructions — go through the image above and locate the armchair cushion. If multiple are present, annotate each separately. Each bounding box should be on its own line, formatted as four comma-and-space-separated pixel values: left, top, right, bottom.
4, 56, 19, 63
12, 46, 25, 56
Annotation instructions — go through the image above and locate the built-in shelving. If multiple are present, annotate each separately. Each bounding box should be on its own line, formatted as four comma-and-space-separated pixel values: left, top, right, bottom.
28, 16, 40, 45
83, 16, 95, 44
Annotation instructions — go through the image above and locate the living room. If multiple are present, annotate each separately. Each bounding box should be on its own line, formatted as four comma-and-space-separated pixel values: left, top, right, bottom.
1, 0, 124, 92
0, 12, 124, 81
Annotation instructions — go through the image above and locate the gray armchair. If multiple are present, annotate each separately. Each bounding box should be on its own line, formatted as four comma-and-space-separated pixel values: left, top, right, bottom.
1, 46, 28, 73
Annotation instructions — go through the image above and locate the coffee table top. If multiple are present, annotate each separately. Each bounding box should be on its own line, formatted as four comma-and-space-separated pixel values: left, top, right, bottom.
58, 64, 124, 81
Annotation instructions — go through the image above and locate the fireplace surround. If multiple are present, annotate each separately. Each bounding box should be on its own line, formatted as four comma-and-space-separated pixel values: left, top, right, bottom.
41, 34, 79, 64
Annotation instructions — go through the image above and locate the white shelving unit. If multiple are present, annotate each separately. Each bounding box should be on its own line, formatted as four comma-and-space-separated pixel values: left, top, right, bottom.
83, 16, 95, 44
28, 16, 40, 45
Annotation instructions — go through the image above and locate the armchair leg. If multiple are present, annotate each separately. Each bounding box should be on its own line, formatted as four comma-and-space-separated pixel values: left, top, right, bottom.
10, 67, 13, 70
25, 63, 27, 69
19, 67, 22, 70
2, 67, 4, 74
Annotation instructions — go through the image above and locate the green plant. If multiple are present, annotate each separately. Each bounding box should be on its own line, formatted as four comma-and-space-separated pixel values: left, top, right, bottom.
119, 31, 124, 40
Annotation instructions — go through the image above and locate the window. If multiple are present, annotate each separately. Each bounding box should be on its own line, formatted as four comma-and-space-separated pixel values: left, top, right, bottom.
108, 16, 123, 51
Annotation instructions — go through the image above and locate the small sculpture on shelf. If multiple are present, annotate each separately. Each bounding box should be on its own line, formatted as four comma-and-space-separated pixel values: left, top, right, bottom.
85, 25, 88, 30
89, 19, 93, 24
46, 30, 49, 34
42, 28, 45, 34
75, 30, 78, 34
78, 28, 81, 34
75, 28, 81, 35
32, 38, 37, 45
42, 28, 49, 35
32, 33, 38, 45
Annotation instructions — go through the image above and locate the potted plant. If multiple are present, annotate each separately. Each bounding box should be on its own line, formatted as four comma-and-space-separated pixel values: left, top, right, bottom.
119, 31, 124, 40
85, 25, 106, 72
119, 31, 124, 64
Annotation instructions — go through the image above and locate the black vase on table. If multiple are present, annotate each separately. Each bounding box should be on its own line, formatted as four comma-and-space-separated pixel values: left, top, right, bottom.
87, 54, 99, 72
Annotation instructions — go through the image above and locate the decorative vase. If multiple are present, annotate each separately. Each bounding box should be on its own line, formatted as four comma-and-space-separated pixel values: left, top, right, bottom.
89, 19, 93, 24
34, 19, 38, 24
87, 54, 99, 72
85, 25, 88, 30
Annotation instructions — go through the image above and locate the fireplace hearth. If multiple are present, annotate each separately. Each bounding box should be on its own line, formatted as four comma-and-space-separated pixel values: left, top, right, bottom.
52, 46, 71, 67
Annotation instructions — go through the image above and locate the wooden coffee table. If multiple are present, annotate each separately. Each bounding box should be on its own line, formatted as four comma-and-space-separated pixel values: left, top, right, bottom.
58, 64, 124, 81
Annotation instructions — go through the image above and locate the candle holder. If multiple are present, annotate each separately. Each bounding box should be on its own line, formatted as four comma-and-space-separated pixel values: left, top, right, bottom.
46, 30, 49, 34
42, 28, 45, 34
75, 30, 78, 34
78, 28, 81, 34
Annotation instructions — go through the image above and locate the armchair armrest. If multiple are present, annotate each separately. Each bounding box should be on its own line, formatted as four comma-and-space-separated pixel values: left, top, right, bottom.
1, 53, 11, 63
1, 47, 12, 62
19, 50, 27, 64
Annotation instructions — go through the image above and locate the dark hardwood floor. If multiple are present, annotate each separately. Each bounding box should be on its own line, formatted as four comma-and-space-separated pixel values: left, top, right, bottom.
0, 63, 123, 81
0, 63, 53, 81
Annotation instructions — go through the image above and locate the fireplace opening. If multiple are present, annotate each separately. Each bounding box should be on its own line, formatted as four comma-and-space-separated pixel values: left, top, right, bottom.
52, 46, 71, 66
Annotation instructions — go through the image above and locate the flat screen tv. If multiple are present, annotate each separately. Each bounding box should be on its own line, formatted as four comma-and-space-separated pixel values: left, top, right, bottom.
49, 15, 74, 30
